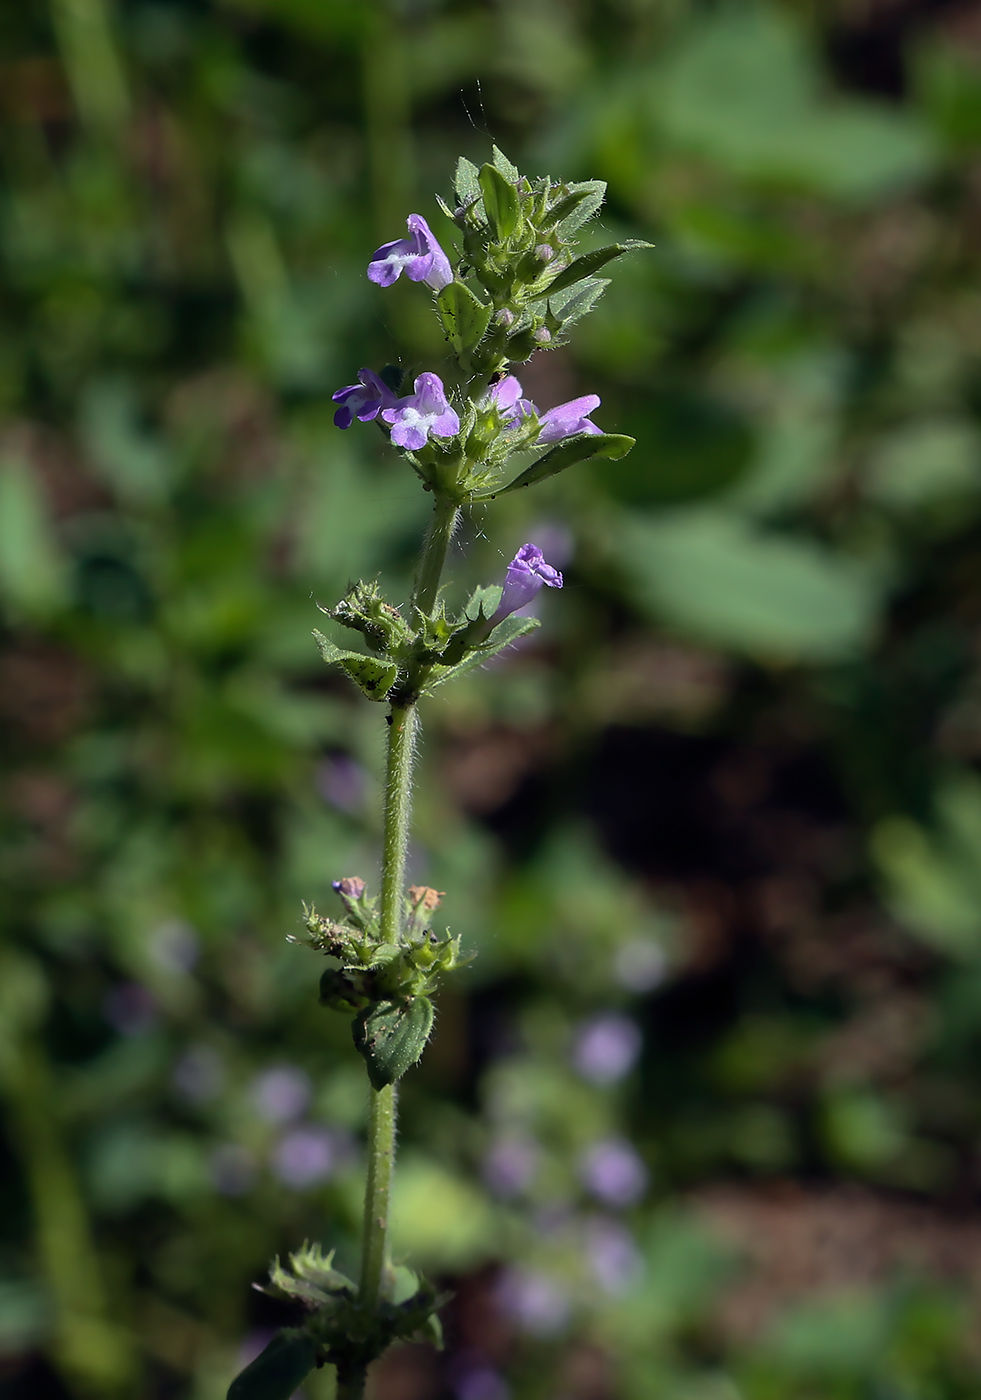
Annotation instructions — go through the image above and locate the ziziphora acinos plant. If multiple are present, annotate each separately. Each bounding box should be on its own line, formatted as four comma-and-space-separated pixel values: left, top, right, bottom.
227, 149, 650, 1400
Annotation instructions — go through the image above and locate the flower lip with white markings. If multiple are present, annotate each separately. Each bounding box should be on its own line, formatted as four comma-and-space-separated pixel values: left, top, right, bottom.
381, 371, 461, 451
367, 213, 453, 291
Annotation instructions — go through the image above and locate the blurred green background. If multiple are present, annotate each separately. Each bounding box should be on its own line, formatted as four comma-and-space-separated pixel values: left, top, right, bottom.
5, 0, 981, 1396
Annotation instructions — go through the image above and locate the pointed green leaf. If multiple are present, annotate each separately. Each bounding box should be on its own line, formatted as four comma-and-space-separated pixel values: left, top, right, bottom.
454, 156, 481, 207
437, 281, 491, 356
353, 997, 434, 1090
489, 434, 635, 497
545, 241, 654, 295
227, 1331, 316, 1400
425, 616, 540, 691
548, 276, 610, 327
313, 631, 398, 702
548, 180, 606, 237
491, 145, 519, 182
479, 163, 521, 241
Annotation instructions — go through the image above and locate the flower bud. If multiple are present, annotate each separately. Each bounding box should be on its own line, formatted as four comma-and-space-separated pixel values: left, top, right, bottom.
333, 877, 365, 900
533, 327, 552, 345
535, 244, 555, 263
495, 308, 515, 328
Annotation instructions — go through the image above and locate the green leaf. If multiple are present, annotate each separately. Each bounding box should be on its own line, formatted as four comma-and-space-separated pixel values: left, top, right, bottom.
313, 632, 397, 702
227, 1331, 316, 1400
545, 241, 654, 296
622, 510, 882, 661
0, 455, 68, 618
425, 616, 540, 691
353, 997, 434, 1090
489, 434, 635, 497
548, 180, 606, 237
478, 163, 521, 241
491, 145, 519, 182
436, 281, 491, 356
548, 276, 610, 327
454, 156, 481, 208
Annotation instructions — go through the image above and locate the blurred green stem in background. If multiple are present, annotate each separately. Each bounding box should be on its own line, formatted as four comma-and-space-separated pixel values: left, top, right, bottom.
362, 0, 413, 239
50, 0, 129, 137
0, 958, 135, 1396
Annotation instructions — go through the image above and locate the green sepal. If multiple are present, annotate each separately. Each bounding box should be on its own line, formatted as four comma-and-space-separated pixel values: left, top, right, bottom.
437, 281, 491, 356
548, 179, 606, 237
353, 997, 435, 1090
488, 433, 635, 497
479, 163, 521, 242
266, 1245, 356, 1306
424, 616, 540, 692
546, 240, 653, 295
313, 632, 398, 702
463, 584, 503, 621
226, 1330, 317, 1400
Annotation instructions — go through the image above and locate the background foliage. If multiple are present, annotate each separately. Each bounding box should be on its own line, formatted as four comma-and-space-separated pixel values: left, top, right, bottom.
4, 0, 981, 1396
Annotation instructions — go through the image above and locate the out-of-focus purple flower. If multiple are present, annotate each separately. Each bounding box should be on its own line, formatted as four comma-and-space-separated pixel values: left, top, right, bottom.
367, 214, 453, 291
316, 754, 367, 813
486, 374, 536, 425
210, 1143, 257, 1196
614, 938, 668, 992
251, 1066, 312, 1125
495, 1267, 570, 1337
491, 543, 563, 624
482, 1135, 539, 1198
332, 368, 397, 429
537, 394, 602, 444
104, 982, 156, 1037
271, 1125, 336, 1188
582, 1216, 644, 1295
580, 1137, 648, 1208
173, 1044, 224, 1104
572, 1013, 642, 1086
149, 919, 200, 974
382, 372, 460, 451
456, 1367, 510, 1400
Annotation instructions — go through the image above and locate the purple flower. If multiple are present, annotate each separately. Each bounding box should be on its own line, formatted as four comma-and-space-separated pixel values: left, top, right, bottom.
382, 372, 460, 450
250, 1066, 312, 1124
482, 1135, 539, 1198
495, 1267, 570, 1336
332, 368, 397, 429
582, 1217, 644, 1295
537, 394, 602, 444
486, 374, 536, 425
572, 1014, 642, 1086
271, 1125, 336, 1189
492, 543, 563, 623
579, 1137, 648, 1208
367, 214, 453, 291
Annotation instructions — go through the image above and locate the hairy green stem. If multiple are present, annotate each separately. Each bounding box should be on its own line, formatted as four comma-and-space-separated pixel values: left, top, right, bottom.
379, 704, 417, 943
413, 497, 460, 616
359, 1081, 397, 1312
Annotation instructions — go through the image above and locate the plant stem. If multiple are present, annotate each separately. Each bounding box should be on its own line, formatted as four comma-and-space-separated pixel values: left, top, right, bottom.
379, 704, 417, 944
359, 1081, 397, 1312
413, 497, 459, 615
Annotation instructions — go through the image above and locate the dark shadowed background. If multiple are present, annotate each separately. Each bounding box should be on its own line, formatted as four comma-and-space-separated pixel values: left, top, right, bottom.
4, 0, 981, 1396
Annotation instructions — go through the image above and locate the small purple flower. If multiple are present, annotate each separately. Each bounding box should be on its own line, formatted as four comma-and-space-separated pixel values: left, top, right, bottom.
332, 368, 397, 429
367, 214, 453, 291
251, 1066, 312, 1124
482, 1135, 539, 1198
382, 372, 460, 451
537, 394, 603, 444
486, 374, 536, 425
582, 1216, 644, 1295
333, 876, 366, 900
579, 1137, 648, 1209
572, 1014, 642, 1086
495, 1267, 570, 1337
492, 543, 563, 623
271, 1125, 336, 1189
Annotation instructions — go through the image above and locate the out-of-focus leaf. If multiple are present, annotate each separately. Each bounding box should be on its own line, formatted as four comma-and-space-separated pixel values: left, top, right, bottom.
654, 8, 936, 198
864, 418, 981, 507
390, 1154, 496, 1269
0, 455, 68, 618
622, 510, 882, 660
